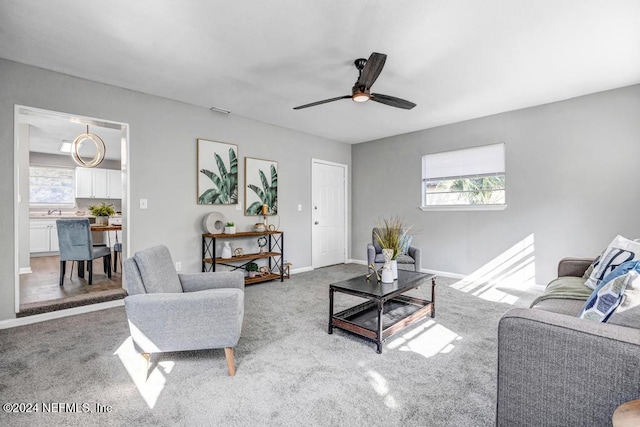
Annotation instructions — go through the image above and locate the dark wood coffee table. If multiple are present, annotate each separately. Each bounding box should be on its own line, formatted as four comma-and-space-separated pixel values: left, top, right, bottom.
328, 270, 436, 353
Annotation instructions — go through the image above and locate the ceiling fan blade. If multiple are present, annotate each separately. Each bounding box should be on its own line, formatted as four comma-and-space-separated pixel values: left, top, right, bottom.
293, 95, 351, 110
357, 52, 387, 89
370, 93, 416, 110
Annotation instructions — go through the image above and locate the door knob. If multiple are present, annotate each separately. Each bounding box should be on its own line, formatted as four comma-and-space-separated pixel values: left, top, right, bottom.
314, 221, 319, 225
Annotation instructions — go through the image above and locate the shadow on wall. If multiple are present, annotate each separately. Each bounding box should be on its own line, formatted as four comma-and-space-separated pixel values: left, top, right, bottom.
450, 234, 536, 304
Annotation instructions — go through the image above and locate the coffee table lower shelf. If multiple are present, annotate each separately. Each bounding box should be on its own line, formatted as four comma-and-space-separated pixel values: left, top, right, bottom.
330, 295, 434, 353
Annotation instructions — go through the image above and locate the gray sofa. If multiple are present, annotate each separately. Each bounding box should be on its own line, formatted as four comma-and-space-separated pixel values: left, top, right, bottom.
496, 257, 640, 427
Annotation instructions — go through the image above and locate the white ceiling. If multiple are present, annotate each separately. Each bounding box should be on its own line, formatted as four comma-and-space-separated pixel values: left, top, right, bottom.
18, 108, 124, 160
2, 0, 640, 145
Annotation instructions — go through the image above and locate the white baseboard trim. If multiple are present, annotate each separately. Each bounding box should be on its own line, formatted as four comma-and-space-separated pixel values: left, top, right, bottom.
0, 299, 125, 330
291, 266, 314, 275
19, 267, 32, 274
420, 268, 466, 279
350, 258, 465, 279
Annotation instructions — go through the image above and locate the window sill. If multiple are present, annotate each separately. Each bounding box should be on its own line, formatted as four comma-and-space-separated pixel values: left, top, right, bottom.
419, 204, 507, 212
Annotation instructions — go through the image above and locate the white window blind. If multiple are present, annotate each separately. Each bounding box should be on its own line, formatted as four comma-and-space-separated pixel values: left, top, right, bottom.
421, 143, 506, 209
422, 143, 505, 180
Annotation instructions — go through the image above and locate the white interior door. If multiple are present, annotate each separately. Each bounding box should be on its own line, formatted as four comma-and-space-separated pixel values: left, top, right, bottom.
312, 160, 346, 268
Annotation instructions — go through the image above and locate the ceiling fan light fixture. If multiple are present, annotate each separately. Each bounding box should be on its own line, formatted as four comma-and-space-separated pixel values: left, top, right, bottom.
352, 90, 370, 103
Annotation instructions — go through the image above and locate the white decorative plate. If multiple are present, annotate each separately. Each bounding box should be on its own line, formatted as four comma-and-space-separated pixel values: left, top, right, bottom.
203, 212, 225, 233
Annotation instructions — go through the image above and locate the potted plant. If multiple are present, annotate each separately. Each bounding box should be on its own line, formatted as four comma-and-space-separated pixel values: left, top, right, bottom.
246, 262, 259, 278
224, 221, 236, 234
374, 216, 411, 281
88, 202, 116, 226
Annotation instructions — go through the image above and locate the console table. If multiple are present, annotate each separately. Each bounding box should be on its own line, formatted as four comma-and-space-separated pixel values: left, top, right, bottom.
202, 231, 284, 285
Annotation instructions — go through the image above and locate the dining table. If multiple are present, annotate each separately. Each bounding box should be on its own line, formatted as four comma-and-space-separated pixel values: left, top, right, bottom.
90, 224, 123, 271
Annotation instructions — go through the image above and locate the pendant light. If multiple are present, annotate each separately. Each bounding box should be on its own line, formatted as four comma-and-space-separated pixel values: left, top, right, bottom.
71, 125, 106, 168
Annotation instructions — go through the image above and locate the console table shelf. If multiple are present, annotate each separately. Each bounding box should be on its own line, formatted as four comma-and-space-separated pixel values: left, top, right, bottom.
202, 231, 284, 285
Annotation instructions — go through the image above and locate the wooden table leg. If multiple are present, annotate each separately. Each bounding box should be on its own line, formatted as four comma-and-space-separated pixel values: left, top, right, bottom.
613, 399, 640, 427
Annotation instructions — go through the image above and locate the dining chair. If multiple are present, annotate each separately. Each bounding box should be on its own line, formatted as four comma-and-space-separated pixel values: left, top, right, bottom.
56, 219, 112, 286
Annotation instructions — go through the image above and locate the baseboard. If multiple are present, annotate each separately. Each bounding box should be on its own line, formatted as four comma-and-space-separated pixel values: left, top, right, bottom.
420, 268, 466, 279
0, 299, 125, 330
349, 258, 464, 279
290, 266, 313, 275
19, 267, 32, 274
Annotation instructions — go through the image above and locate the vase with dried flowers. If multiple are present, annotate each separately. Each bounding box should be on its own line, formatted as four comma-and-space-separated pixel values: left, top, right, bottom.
374, 216, 411, 280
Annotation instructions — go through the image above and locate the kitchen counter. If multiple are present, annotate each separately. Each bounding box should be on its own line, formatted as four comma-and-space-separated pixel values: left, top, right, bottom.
30, 213, 122, 220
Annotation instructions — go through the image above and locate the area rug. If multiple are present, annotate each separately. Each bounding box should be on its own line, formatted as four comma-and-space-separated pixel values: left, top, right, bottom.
0, 264, 539, 426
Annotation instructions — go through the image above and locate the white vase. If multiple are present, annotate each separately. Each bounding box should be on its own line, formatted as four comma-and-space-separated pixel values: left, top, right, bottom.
391, 259, 398, 279
381, 264, 394, 283
224, 226, 236, 234
221, 242, 232, 259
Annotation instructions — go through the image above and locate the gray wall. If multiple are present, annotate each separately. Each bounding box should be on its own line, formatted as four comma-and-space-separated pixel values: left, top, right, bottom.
352, 85, 640, 286
0, 58, 351, 321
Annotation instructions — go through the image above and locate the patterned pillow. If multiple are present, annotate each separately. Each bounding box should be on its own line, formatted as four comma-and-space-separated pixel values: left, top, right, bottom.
582, 254, 601, 279
584, 235, 640, 289
579, 260, 640, 322
398, 234, 413, 255
608, 272, 640, 328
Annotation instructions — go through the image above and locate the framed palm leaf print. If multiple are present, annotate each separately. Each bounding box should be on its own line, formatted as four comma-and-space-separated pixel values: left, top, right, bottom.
245, 157, 278, 215
197, 139, 238, 205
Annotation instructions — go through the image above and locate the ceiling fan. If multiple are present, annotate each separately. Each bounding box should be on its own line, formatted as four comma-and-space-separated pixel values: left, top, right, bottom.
293, 52, 416, 111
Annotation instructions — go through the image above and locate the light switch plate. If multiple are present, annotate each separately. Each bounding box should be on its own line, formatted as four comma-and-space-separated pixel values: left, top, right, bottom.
140, 198, 148, 209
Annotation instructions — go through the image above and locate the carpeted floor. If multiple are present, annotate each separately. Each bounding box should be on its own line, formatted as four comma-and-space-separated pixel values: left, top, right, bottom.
0, 264, 540, 426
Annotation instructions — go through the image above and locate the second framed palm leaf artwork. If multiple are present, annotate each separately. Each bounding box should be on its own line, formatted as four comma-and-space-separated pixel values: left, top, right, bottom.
197, 139, 238, 205
245, 157, 278, 215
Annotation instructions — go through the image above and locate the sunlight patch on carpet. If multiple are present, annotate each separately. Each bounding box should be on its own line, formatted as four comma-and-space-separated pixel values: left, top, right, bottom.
450, 233, 537, 303
114, 337, 174, 409
387, 319, 462, 358
366, 370, 398, 408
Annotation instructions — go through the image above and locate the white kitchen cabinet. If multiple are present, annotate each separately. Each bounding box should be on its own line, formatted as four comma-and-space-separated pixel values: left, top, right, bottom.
107, 169, 123, 199
75, 168, 93, 198
92, 168, 108, 198
75, 167, 121, 199
30, 220, 59, 253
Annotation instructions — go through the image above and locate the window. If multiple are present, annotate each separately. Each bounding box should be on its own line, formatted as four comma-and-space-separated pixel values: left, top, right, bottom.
421, 143, 505, 210
29, 165, 76, 207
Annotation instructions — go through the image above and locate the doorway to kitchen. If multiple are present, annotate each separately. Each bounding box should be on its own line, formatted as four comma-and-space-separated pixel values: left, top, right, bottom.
14, 105, 129, 317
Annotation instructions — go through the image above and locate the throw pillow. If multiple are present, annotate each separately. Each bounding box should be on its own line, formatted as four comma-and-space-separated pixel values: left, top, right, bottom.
582, 260, 596, 280
579, 260, 640, 322
584, 235, 640, 289
608, 272, 640, 328
398, 234, 413, 255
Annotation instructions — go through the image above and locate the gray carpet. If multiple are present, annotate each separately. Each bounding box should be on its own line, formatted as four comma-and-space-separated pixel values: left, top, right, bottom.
0, 264, 540, 426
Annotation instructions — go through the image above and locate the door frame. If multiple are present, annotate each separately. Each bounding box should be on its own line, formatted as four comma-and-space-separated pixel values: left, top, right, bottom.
311, 158, 348, 269
13, 105, 130, 313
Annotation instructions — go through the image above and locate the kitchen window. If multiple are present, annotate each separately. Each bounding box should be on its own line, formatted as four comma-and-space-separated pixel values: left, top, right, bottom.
421, 143, 506, 210
29, 165, 76, 207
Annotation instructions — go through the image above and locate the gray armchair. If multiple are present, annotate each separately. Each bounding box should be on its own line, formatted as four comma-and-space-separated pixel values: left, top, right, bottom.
56, 218, 111, 286
123, 245, 245, 376
367, 228, 421, 273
